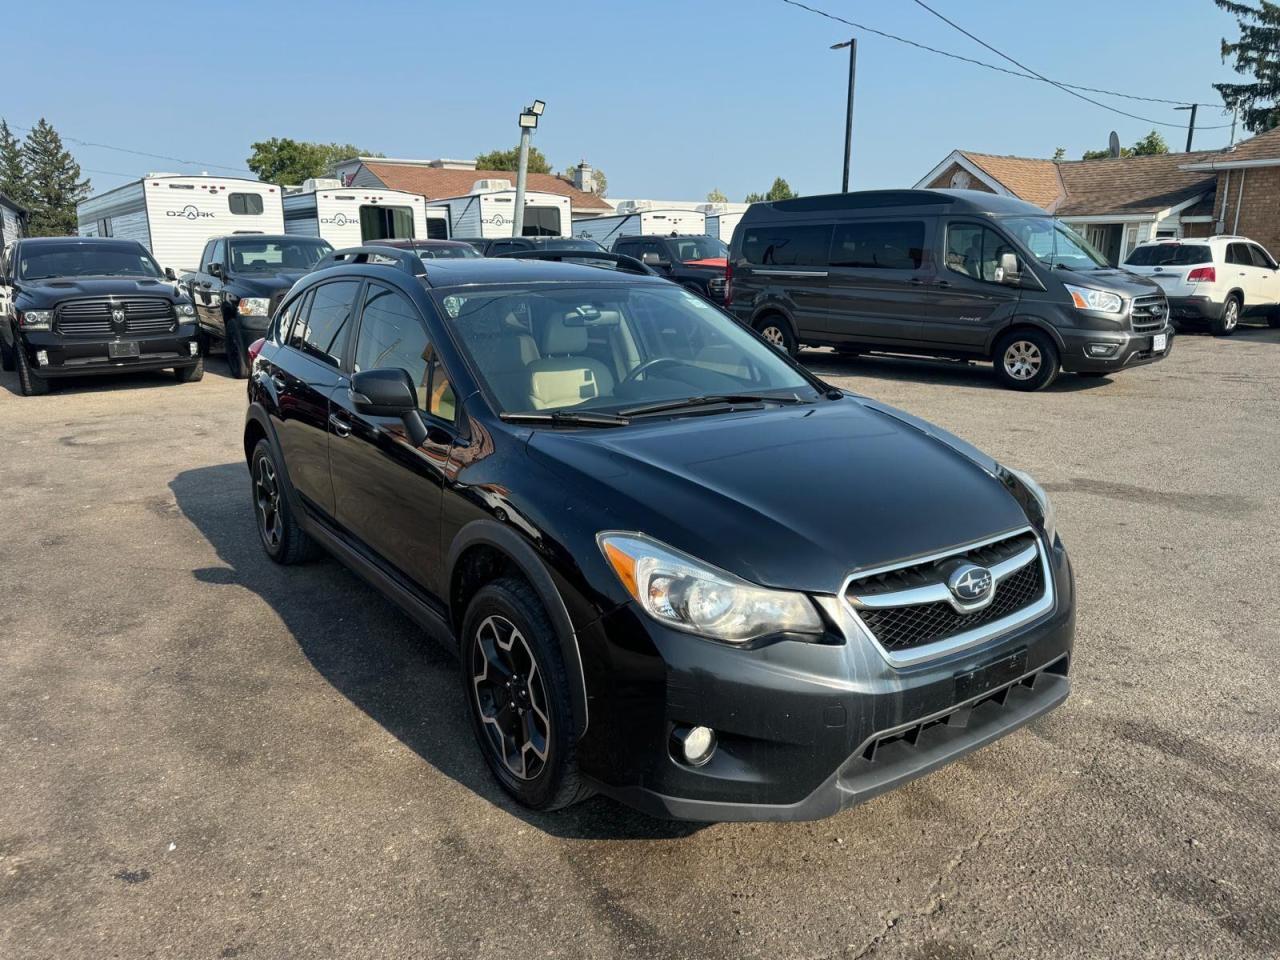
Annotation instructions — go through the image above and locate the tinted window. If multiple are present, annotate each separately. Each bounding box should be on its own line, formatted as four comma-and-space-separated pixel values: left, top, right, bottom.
353, 283, 427, 387
208, 239, 225, 269
229, 238, 331, 272
1248, 244, 1276, 269
275, 292, 305, 343
832, 220, 926, 270
741, 224, 832, 266
1124, 243, 1211, 267
285, 290, 314, 350
427, 218, 449, 240
229, 193, 265, 216
944, 222, 1016, 282
297, 280, 359, 367
488, 240, 526, 255
1227, 243, 1252, 266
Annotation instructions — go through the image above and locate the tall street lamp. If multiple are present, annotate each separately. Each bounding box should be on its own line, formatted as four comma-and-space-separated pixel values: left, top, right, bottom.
832, 39, 856, 193
512, 99, 545, 237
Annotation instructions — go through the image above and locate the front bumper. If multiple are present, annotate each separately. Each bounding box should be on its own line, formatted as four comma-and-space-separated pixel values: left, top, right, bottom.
1059, 323, 1174, 373
18, 326, 201, 378
1166, 296, 1224, 322
575, 535, 1075, 821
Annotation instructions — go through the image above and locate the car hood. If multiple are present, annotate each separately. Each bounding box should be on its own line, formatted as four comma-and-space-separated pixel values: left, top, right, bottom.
526, 397, 1029, 594
16, 277, 183, 306
228, 271, 307, 295
1066, 267, 1161, 297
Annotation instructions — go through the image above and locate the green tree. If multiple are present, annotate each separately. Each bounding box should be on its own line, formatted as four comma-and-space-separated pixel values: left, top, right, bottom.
706, 187, 728, 203
22, 118, 89, 236
744, 177, 797, 203
744, 192, 764, 203
475, 145, 552, 174
1052, 146, 1067, 161
0, 119, 26, 205
1081, 129, 1169, 161
246, 138, 380, 185
1215, 0, 1280, 132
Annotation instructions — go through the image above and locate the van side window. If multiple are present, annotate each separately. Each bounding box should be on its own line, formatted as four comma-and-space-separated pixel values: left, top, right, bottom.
830, 221, 925, 270
944, 223, 1015, 283
229, 193, 265, 216
742, 225, 832, 267
297, 280, 360, 367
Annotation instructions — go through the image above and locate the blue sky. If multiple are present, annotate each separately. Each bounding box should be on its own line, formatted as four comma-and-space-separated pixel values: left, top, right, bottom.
4, 0, 1249, 202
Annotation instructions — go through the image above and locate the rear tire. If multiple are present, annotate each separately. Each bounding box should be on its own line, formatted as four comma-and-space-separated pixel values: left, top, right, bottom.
462, 578, 591, 812
250, 439, 316, 564
1268, 306, 1280, 329
754, 315, 797, 357
15, 345, 49, 396
225, 319, 248, 379
175, 356, 204, 383
993, 329, 1060, 392
0, 336, 14, 372
1211, 296, 1240, 337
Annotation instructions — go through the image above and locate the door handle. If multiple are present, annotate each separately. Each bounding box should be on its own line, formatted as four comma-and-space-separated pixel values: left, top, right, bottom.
328, 413, 352, 438
270, 374, 287, 392
909, 278, 926, 286
932, 279, 952, 288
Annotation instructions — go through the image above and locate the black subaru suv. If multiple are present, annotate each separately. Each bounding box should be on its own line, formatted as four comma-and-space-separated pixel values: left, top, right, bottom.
181, 234, 332, 378
1, 237, 202, 396
243, 246, 1074, 821
611, 233, 728, 303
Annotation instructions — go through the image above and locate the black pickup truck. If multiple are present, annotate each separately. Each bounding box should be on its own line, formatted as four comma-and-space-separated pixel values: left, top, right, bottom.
0, 237, 201, 396
610, 234, 728, 302
181, 234, 332, 377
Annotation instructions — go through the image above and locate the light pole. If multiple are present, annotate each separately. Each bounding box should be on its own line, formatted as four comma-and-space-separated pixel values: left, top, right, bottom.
1174, 103, 1198, 152
832, 39, 856, 192
512, 99, 544, 238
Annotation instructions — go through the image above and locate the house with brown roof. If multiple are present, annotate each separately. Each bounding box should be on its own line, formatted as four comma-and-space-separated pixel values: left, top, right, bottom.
328, 156, 614, 222
1177, 126, 1280, 263
915, 149, 1219, 264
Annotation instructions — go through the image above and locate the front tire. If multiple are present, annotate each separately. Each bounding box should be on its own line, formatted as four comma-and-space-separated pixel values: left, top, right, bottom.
462, 578, 590, 812
174, 356, 204, 383
225, 319, 248, 379
993, 329, 1060, 392
250, 439, 316, 564
0, 332, 14, 372
1212, 296, 1240, 336
15, 345, 49, 396
754, 314, 798, 357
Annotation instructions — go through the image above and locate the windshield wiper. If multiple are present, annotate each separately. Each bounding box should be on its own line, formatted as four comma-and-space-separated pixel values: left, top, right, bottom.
500, 410, 630, 427
619, 393, 811, 418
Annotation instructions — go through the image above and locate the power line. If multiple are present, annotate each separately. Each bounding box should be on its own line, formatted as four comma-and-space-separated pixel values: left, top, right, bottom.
778, 0, 1232, 128
7, 121, 254, 176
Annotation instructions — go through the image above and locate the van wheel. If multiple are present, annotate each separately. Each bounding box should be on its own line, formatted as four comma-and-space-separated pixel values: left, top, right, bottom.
994, 330, 1060, 392
15, 345, 50, 396
462, 578, 591, 812
1212, 296, 1240, 336
755, 316, 797, 356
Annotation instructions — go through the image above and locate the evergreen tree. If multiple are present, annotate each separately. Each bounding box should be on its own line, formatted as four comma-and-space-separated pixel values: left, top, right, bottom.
22, 119, 89, 236
0, 119, 26, 205
744, 177, 797, 203
706, 187, 728, 203
1215, 0, 1280, 133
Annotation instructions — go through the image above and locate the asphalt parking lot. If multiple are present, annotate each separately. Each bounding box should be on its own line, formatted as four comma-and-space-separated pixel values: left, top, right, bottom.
3, 326, 1279, 960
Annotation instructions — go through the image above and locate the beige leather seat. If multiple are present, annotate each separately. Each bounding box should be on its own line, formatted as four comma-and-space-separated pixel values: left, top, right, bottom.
466, 311, 540, 411
525, 311, 615, 410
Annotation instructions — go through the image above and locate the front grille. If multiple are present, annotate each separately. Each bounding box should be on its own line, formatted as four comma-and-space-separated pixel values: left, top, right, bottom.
845, 531, 1047, 654
1130, 294, 1167, 333
55, 298, 175, 337
856, 561, 1044, 652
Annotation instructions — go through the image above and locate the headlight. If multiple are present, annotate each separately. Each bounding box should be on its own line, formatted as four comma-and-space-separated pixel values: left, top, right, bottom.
238, 297, 270, 317
598, 532, 823, 643
1064, 283, 1123, 315
1006, 467, 1057, 544
175, 302, 196, 317
17, 309, 52, 330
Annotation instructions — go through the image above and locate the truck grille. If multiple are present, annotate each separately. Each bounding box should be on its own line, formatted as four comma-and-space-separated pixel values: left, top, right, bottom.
845, 530, 1049, 655
1130, 294, 1167, 333
55, 298, 176, 337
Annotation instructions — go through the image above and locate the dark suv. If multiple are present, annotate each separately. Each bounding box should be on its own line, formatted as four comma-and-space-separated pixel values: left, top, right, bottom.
1, 237, 202, 396
243, 245, 1074, 821
611, 234, 728, 303
727, 190, 1172, 390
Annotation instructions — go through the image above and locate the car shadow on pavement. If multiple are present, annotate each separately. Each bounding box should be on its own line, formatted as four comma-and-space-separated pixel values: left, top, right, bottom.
798, 348, 1116, 392
170, 462, 702, 841
0, 355, 242, 396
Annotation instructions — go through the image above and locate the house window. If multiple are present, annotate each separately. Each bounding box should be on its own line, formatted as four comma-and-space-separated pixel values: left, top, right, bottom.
229, 193, 265, 216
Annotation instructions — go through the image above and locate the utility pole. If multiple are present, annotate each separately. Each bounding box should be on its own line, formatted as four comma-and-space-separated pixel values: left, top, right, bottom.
511, 100, 545, 238
1230, 107, 1239, 147
1175, 103, 1198, 152
831, 38, 857, 192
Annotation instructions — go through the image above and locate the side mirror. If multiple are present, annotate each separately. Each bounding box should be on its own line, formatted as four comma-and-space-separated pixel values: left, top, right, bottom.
164, 266, 177, 281
208, 263, 224, 279
351, 368, 431, 445
641, 252, 670, 268
995, 252, 1020, 285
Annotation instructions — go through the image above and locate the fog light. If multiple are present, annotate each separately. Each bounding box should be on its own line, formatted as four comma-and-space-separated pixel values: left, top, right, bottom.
1086, 342, 1119, 358
35, 350, 49, 367
672, 725, 716, 767
189, 341, 199, 356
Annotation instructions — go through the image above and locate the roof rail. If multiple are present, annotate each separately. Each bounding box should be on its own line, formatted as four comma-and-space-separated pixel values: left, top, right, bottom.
490, 249, 657, 275
315, 245, 427, 277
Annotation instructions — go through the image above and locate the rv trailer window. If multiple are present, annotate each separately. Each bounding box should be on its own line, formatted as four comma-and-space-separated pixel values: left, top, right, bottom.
522, 207, 562, 237
360, 205, 416, 242
229, 193, 265, 216
427, 219, 449, 240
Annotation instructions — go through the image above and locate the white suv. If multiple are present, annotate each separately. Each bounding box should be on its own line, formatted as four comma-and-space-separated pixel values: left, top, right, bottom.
1123, 236, 1280, 336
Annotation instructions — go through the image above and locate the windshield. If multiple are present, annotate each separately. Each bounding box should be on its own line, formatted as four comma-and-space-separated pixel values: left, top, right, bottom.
1124, 243, 1211, 267
437, 283, 816, 416
229, 238, 332, 273
17, 242, 165, 281
417, 244, 480, 259
669, 236, 728, 262
1000, 216, 1108, 270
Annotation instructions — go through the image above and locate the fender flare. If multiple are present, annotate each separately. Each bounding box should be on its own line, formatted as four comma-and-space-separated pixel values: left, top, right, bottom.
747, 302, 799, 340
447, 520, 590, 736
985, 315, 1069, 356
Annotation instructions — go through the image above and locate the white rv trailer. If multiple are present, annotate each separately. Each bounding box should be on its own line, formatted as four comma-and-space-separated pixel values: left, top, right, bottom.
571, 200, 707, 247
699, 202, 750, 242
284, 179, 428, 247
435, 180, 571, 239
426, 206, 450, 239
77, 175, 283, 274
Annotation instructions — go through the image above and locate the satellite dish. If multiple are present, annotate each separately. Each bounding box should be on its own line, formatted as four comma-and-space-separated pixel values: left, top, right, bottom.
1108, 131, 1121, 158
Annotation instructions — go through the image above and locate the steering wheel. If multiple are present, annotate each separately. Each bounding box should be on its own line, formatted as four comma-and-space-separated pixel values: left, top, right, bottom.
620, 357, 683, 386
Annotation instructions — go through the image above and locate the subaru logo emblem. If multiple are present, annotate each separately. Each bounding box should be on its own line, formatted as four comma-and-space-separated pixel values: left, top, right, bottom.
948, 563, 993, 604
